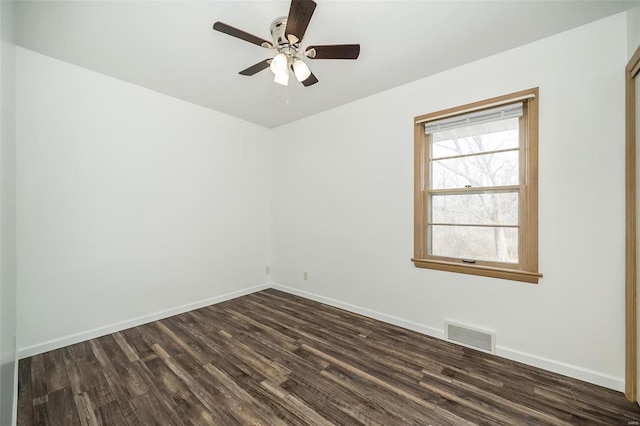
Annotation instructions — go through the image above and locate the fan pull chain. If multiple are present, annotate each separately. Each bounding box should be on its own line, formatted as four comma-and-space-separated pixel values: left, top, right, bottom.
275, 83, 290, 105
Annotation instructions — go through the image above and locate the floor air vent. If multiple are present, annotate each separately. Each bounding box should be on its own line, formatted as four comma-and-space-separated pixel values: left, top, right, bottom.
445, 321, 496, 354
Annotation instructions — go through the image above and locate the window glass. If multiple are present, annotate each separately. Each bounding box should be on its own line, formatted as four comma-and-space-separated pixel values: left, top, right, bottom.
431, 192, 519, 226
430, 225, 518, 263
431, 150, 519, 190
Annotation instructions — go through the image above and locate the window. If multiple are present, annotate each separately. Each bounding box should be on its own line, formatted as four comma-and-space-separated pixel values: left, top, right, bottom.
413, 88, 541, 283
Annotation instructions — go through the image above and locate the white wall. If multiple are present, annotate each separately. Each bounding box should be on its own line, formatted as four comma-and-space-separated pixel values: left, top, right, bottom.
0, 1, 17, 424
272, 13, 628, 390
628, 6, 640, 59
16, 48, 272, 355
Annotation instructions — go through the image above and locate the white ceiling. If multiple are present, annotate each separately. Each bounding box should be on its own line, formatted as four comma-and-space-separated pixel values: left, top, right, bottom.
15, 1, 640, 128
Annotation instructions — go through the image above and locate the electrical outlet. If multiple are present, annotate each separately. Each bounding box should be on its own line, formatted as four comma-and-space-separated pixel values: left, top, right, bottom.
265, 266, 271, 275
303, 272, 308, 281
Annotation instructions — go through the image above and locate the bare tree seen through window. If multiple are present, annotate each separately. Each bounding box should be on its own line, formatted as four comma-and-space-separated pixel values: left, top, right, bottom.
429, 118, 520, 263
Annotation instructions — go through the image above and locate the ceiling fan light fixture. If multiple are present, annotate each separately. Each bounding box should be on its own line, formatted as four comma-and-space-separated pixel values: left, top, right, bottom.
274, 68, 289, 86
270, 53, 288, 74
292, 58, 311, 82
213, 0, 359, 89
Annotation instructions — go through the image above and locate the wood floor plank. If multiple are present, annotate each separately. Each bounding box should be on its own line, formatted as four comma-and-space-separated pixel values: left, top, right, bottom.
128, 362, 186, 425
47, 387, 81, 426
17, 359, 33, 426
30, 354, 48, 399
434, 398, 504, 426
302, 343, 439, 412
17, 289, 640, 425
319, 367, 436, 426
420, 375, 566, 426
260, 379, 334, 426
230, 373, 314, 425
63, 345, 95, 396
151, 344, 241, 425
136, 321, 184, 359
142, 355, 216, 424
92, 400, 127, 425
277, 371, 374, 425
89, 339, 144, 424
43, 350, 70, 395
278, 376, 368, 426
31, 394, 50, 426
299, 336, 443, 409
73, 392, 99, 426
170, 312, 274, 385
112, 332, 140, 363
200, 361, 287, 425
426, 368, 567, 425
120, 327, 156, 360
154, 320, 210, 366
83, 370, 116, 410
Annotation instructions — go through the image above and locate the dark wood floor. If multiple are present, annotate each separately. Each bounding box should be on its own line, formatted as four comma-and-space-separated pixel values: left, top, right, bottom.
17, 289, 640, 425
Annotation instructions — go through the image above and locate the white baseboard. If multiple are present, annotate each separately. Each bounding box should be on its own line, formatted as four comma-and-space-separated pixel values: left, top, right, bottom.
496, 346, 624, 392
271, 284, 624, 392
17, 282, 625, 392
17, 283, 271, 359
271, 284, 445, 339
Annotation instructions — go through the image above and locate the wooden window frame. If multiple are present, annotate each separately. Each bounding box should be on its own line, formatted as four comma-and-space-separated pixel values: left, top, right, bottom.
412, 88, 542, 284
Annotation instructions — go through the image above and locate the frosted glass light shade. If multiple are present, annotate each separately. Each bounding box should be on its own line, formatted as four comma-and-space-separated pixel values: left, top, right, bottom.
274, 68, 289, 86
270, 53, 288, 74
293, 59, 311, 82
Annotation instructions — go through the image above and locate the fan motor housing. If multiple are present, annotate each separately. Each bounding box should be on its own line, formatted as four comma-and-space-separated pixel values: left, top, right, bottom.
270, 17, 290, 47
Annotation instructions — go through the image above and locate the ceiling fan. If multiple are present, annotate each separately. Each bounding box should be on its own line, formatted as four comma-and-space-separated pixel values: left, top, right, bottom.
213, 0, 360, 88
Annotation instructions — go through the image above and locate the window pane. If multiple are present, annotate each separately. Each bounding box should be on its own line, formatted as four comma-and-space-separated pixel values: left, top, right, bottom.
431, 150, 518, 190
431, 192, 518, 225
431, 118, 519, 158
430, 225, 518, 263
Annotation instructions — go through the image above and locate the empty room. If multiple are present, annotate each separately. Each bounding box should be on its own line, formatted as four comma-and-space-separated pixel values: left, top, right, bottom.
3, 0, 640, 424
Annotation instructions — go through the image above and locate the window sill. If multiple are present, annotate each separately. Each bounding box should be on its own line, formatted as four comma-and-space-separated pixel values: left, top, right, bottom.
411, 258, 542, 284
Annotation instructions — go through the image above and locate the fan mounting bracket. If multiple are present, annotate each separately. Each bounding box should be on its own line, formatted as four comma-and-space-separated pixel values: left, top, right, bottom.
270, 17, 302, 65
270, 17, 299, 50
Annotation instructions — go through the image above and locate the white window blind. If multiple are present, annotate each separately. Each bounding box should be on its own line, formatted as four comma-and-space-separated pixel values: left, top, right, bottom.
424, 103, 523, 135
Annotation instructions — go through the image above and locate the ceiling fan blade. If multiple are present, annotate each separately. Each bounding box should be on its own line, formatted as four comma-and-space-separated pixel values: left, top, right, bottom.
239, 59, 271, 76
301, 72, 318, 87
213, 21, 273, 48
284, 0, 317, 44
306, 44, 360, 60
